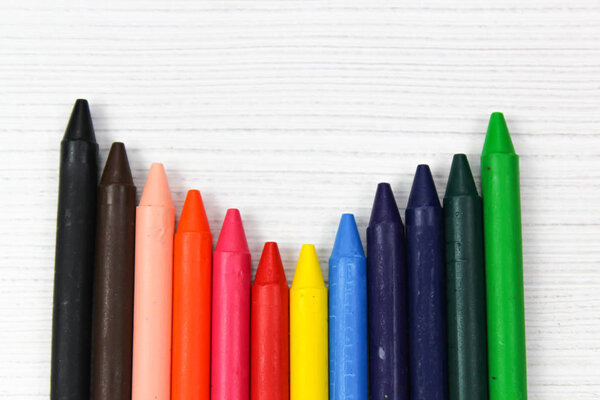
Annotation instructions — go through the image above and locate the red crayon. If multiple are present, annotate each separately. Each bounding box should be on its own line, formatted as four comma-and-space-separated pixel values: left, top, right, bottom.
211, 209, 251, 400
251, 242, 290, 400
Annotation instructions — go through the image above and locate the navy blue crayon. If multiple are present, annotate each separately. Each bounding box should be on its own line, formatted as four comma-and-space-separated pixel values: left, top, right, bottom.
329, 214, 368, 400
367, 183, 409, 400
406, 165, 448, 400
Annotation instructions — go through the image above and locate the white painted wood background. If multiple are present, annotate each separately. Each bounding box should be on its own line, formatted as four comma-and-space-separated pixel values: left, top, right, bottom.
0, 1, 599, 398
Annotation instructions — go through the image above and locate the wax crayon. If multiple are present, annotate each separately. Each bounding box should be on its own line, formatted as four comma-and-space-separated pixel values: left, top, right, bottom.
367, 183, 409, 400
172, 190, 212, 400
51, 99, 98, 399
91, 142, 136, 400
329, 214, 368, 400
406, 165, 448, 400
444, 154, 488, 400
251, 242, 290, 400
290, 244, 328, 400
131, 163, 175, 400
481, 113, 527, 400
211, 209, 251, 400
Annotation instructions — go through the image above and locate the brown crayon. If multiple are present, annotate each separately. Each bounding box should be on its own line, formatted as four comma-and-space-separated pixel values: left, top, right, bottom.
91, 142, 136, 400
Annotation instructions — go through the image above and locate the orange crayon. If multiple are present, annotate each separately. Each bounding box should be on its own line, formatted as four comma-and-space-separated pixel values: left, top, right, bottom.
172, 190, 212, 400
132, 163, 175, 400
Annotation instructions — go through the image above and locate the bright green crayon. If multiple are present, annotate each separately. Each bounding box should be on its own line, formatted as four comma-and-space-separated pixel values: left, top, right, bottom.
481, 112, 527, 400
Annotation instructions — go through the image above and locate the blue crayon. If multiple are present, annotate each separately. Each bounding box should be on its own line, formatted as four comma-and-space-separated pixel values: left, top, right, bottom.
406, 165, 448, 400
329, 214, 368, 400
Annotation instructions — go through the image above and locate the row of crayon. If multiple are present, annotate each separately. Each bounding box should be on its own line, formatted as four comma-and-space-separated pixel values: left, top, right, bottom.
50, 99, 527, 400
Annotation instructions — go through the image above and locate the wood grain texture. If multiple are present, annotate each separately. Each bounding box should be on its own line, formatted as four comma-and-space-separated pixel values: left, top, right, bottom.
0, 1, 599, 398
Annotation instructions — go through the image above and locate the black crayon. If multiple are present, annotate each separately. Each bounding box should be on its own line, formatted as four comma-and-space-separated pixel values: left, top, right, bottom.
51, 99, 99, 399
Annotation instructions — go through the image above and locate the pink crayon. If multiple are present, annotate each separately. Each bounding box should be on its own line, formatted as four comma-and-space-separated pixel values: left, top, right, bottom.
211, 209, 251, 400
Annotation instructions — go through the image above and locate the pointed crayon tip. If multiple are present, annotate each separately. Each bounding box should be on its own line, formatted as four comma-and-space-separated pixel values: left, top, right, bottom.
482, 112, 516, 155
444, 154, 479, 198
63, 99, 96, 142
292, 244, 325, 289
100, 142, 134, 186
177, 190, 210, 233
255, 242, 287, 285
331, 214, 365, 258
407, 164, 441, 209
215, 209, 249, 253
139, 163, 173, 207
369, 183, 402, 226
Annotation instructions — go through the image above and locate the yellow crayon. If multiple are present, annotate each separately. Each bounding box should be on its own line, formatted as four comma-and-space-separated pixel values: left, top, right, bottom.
290, 244, 328, 400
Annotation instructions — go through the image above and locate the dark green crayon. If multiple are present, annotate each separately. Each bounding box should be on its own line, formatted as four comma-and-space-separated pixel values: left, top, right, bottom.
444, 154, 488, 400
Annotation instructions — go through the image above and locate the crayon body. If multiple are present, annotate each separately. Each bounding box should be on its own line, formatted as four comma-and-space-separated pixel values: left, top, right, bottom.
406, 165, 448, 400
481, 113, 527, 400
329, 214, 368, 400
172, 190, 212, 400
51, 99, 98, 399
251, 242, 290, 400
211, 209, 251, 400
367, 183, 409, 400
91, 143, 136, 400
131, 163, 175, 400
444, 154, 488, 400
290, 245, 328, 400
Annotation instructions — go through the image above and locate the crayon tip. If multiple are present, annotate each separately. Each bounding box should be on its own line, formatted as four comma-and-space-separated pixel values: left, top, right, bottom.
369, 183, 403, 226
482, 112, 516, 155
139, 163, 173, 207
177, 190, 210, 233
292, 244, 325, 290
100, 142, 133, 186
63, 99, 96, 142
407, 164, 441, 209
254, 242, 287, 285
215, 209, 249, 253
331, 214, 365, 258
444, 154, 479, 197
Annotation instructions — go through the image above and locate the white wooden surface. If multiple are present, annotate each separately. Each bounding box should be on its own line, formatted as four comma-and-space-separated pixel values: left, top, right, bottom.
0, 1, 599, 398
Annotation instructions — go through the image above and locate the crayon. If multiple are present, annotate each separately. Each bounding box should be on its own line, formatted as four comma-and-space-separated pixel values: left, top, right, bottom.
406, 165, 448, 400
131, 163, 175, 400
211, 209, 251, 400
481, 113, 527, 400
290, 244, 328, 400
51, 99, 98, 399
251, 242, 290, 400
444, 154, 488, 400
172, 190, 212, 400
329, 214, 368, 400
91, 142, 136, 400
367, 183, 409, 400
